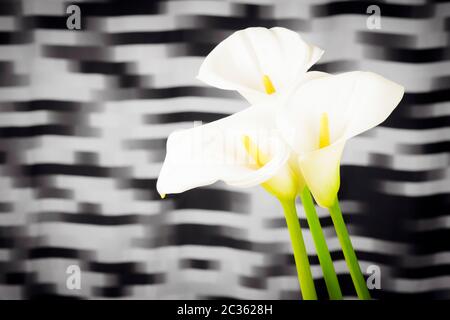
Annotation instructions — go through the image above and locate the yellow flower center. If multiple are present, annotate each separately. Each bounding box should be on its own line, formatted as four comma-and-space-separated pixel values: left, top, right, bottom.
244, 74, 274, 166
319, 112, 330, 149
242, 135, 269, 167
263, 75, 276, 95
242, 134, 300, 200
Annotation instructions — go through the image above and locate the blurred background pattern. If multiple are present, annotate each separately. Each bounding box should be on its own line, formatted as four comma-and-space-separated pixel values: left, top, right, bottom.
0, 0, 450, 299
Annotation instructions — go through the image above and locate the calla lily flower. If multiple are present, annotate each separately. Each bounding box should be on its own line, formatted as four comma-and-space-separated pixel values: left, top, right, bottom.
157, 86, 317, 300
157, 105, 302, 201
277, 71, 405, 208
197, 27, 323, 104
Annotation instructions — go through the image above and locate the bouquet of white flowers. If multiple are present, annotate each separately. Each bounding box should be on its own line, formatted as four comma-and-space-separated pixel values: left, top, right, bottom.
157, 27, 404, 300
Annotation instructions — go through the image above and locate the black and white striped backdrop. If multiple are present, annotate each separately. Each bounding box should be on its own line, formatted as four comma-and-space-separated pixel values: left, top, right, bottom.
0, 0, 449, 299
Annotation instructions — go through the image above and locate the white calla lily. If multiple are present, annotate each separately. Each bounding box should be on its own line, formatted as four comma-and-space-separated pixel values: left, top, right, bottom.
277, 71, 405, 208
157, 99, 316, 300
157, 105, 302, 201
197, 27, 323, 104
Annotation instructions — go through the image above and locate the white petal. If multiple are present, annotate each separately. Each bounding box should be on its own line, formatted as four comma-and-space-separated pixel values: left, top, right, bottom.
299, 140, 346, 208
269, 27, 324, 87
156, 105, 291, 196
278, 71, 404, 154
197, 27, 323, 103
276, 71, 331, 153
341, 72, 405, 139
278, 71, 404, 207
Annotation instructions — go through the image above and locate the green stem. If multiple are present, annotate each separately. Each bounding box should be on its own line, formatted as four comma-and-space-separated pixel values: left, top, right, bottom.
279, 198, 317, 300
328, 198, 371, 300
300, 187, 342, 300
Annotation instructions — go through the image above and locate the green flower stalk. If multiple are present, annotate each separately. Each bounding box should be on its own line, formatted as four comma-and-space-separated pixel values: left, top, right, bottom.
329, 198, 371, 299
280, 198, 317, 300
300, 186, 342, 299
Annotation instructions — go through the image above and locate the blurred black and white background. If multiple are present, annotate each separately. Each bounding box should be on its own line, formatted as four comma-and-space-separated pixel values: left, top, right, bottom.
0, 0, 449, 299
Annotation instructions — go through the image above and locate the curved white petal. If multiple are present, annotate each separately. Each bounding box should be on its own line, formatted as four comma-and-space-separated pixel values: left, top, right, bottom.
299, 140, 346, 208
278, 71, 404, 154
276, 71, 331, 153
278, 71, 404, 207
156, 105, 293, 197
197, 27, 323, 103
341, 72, 405, 139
